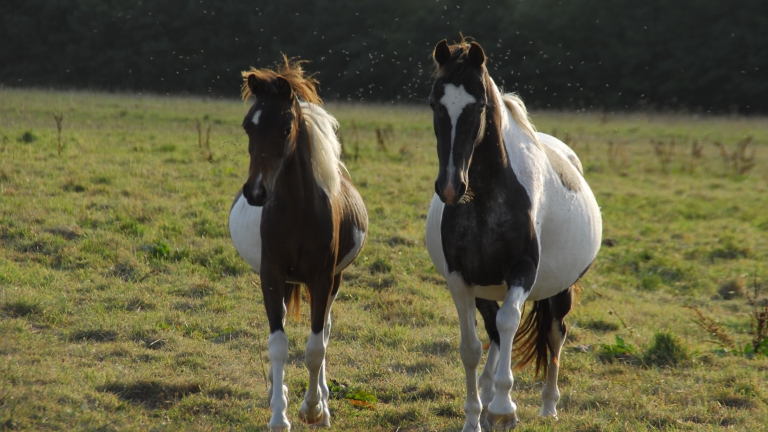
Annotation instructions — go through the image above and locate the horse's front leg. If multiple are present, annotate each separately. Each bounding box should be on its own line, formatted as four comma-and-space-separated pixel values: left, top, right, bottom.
299, 273, 336, 427
447, 273, 483, 432
261, 268, 291, 431
476, 299, 501, 423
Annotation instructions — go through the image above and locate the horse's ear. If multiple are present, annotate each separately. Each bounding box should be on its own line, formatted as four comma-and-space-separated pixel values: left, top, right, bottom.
434, 39, 451, 66
275, 76, 293, 100
468, 42, 486, 67
247, 74, 262, 95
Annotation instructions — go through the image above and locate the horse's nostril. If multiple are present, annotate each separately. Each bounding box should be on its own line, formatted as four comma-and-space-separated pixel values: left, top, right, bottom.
458, 182, 467, 197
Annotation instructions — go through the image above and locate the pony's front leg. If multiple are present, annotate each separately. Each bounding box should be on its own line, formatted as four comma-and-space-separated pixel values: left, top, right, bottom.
487, 287, 526, 431
476, 299, 501, 423
261, 271, 291, 431
299, 275, 335, 427
447, 273, 483, 432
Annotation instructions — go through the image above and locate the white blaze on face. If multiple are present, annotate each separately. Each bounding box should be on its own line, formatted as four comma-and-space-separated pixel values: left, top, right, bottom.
440, 84, 476, 178
251, 109, 262, 126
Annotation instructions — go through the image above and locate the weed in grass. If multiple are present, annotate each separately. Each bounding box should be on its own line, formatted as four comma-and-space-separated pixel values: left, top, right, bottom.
687, 306, 737, 351
598, 334, 636, 363
17, 131, 36, 143
642, 332, 689, 367
715, 136, 757, 176
53, 113, 63, 156
195, 119, 213, 162
745, 277, 768, 357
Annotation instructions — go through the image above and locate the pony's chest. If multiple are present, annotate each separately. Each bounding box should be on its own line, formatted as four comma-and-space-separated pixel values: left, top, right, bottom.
440, 194, 534, 285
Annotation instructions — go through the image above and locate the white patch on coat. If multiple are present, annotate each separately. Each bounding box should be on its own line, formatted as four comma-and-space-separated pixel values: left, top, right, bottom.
228, 193, 263, 273
335, 228, 365, 274
425, 194, 448, 278
440, 84, 477, 179
251, 109, 262, 126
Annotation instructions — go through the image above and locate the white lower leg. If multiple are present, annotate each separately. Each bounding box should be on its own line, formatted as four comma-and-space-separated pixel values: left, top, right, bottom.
447, 274, 483, 432
541, 320, 565, 417
268, 331, 290, 431
488, 288, 524, 425
300, 331, 326, 424
479, 342, 500, 414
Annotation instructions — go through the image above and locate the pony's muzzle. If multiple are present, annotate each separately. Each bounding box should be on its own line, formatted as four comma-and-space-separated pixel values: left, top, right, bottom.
435, 178, 467, 205
243, 181, 268, 206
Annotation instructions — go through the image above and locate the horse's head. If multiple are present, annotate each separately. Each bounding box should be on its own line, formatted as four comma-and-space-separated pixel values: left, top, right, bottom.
240, 72, 299, 206
430, 39, 489, 205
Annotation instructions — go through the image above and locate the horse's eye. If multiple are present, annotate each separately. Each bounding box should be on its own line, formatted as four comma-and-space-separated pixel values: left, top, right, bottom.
282, 127, 291, 137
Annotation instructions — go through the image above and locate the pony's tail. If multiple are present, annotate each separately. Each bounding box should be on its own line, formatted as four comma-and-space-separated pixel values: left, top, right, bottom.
284, 283, 308, 320
513, 285, 574, 378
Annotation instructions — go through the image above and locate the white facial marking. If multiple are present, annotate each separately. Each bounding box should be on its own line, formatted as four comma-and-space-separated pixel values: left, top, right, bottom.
251, 109, 262, 126
440, 84, 476, 177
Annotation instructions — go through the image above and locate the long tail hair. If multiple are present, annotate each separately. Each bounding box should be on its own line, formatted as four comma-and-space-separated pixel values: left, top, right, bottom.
283, 283, 308, 320
513, 285, 574, 377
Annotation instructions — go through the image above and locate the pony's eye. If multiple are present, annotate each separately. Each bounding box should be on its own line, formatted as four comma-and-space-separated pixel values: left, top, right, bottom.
282, 127, 291, 137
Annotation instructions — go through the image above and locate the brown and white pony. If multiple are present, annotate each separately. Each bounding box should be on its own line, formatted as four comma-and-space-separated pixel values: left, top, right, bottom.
229, 57, 367, 431
426, 40, 602, 431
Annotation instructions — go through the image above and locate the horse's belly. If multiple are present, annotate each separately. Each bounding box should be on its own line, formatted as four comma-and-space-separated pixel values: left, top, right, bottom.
531, 187, 602, 300
229, 193, 263, 273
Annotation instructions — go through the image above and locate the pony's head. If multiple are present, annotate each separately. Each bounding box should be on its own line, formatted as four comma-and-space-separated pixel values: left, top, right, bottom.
429, 39, 490, 205
240, 56, 321, 206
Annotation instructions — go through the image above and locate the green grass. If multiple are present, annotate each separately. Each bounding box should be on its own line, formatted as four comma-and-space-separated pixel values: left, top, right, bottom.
1, 88, 767, 431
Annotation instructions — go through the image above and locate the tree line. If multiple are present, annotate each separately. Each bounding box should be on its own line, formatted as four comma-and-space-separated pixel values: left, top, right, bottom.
2, 0, 767, 112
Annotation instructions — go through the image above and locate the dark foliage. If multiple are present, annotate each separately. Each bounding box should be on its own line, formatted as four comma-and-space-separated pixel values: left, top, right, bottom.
2, 0, 766, 111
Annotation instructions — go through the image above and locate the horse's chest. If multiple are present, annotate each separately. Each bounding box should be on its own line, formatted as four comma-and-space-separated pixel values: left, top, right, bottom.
441, 196, 534, 286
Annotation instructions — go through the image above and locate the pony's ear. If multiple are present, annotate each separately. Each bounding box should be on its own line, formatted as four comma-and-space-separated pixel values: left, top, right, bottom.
434, 39, 451, 66
246, 74, 262, 95
468, 42, 486, 67
274, 76, 293, 100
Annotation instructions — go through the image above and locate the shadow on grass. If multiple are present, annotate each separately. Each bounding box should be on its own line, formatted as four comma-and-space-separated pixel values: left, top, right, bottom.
98, 380, 248, 409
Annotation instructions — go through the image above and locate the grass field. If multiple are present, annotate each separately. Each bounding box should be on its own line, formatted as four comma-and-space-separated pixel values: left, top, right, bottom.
1, 88, 767, 431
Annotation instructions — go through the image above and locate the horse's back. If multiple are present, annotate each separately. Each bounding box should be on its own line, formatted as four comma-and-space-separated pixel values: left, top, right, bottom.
229, 190, 263, 273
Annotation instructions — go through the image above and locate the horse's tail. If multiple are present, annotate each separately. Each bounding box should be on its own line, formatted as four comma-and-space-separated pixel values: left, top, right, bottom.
513, 285, 574, 377
284, 283, 308, 320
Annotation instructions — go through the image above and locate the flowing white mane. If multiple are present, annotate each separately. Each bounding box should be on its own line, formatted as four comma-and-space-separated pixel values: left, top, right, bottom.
489, 83, 539, 144
300, 101, 345, 198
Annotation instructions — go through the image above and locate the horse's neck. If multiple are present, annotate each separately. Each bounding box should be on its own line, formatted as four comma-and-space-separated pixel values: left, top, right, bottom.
274, 121, 323, 209
467, 93, 508, 191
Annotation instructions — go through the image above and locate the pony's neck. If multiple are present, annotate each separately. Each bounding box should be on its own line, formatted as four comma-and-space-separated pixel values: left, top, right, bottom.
274, 111, 323, 208
467, 75, 508, 188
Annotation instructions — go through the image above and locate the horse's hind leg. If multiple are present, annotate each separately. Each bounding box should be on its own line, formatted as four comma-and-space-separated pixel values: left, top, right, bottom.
475, 299, 501, 424
540, 286, 573, 417
299, 274, 336, 427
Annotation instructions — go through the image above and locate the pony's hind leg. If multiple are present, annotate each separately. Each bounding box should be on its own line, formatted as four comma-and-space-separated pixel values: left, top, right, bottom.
447, 274, 483, 432
475, 299, 501, 423
299, 274, 336, 427
540, 287, 573, 417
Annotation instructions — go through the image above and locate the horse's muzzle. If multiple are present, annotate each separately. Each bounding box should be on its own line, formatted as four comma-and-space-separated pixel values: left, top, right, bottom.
243, 181, 268, 206
435, 178, 467, 205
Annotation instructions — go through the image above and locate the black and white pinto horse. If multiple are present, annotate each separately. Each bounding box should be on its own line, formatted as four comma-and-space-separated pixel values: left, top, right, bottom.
426, 40, 602, 431
229, 58, 367, 431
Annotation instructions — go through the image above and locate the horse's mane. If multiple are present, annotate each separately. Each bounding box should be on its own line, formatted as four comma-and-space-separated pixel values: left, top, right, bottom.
301, 102, 344, 198
500, 93, 538, 143
240, 55, 322, 105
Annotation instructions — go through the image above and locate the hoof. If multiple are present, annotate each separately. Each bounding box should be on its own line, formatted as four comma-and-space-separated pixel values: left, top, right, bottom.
485, 412, 518, 431
299, 402, 327, 427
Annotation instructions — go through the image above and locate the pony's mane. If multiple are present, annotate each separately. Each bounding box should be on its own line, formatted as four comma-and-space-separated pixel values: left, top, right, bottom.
240, 55, 322, 105
301, 102, 345, 198
500, 93, 539, 142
